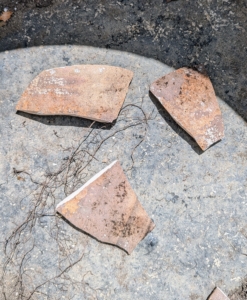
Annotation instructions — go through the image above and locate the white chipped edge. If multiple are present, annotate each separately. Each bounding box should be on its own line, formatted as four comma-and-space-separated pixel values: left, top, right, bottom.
56, 160, 118, 210
215, 287, 229, 299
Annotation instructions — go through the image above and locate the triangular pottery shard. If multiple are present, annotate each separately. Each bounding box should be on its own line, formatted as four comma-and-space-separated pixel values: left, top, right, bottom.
150, 68, 224, 151
16, 65, 133, 123
56, 161, 155, 254
208, 287, 229, 300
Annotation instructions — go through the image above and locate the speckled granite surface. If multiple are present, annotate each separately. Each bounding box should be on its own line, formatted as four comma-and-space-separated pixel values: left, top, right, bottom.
0, 46, 247, 300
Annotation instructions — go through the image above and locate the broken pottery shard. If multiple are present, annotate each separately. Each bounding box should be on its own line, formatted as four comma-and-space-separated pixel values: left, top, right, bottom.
16, 65, 133, 123
0, 11, 13, 22
150, 68, 224, 151
56, 161, 155, 254
208, 287, 229, 300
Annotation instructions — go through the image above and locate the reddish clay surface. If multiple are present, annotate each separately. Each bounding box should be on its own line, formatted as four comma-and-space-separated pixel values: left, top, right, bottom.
150, 68, 224, 151
208, 287, 229, 300
56, 161, 155, 254
16, 65, 133, 123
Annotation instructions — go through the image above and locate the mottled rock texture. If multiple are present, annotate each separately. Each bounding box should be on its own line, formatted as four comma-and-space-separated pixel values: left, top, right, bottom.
1, 46, 247, 300
56, 160, 155, 254
16, 65, 133, 123
150, 68, 224, 150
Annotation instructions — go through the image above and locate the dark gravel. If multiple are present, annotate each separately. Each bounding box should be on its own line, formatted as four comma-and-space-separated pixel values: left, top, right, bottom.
229, 277, 247, 300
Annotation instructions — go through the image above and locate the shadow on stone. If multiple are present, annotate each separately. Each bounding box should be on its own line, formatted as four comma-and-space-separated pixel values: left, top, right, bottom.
149, 91, 203, 155
16, 111, 116, 130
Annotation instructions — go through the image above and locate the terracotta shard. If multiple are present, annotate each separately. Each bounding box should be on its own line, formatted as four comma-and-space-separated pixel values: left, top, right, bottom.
56, 161, 155, 254
150, 68, 224, 150
208, 287, 229, 300
16, 65, 133, 123
0, 11, 13, 22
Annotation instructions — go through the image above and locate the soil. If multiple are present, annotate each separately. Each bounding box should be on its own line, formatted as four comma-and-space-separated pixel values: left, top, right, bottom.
229, 277, 247, 300
1, 0, 247, 299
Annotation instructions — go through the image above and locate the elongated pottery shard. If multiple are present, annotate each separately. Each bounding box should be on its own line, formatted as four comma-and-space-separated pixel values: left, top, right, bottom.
150, 68, 224, 150
208, 287, 229, 300
56, 161, 155, 254
16, 65, 133, 123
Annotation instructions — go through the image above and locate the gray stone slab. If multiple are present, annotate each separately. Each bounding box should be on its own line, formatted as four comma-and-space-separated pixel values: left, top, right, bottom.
0, 46, 246, 300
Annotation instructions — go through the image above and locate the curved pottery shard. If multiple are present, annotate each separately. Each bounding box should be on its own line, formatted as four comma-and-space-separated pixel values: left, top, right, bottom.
56, 161, 155, 254
16, 65, 133, 123
150, 68, 224, 151
208, 287, 229, 300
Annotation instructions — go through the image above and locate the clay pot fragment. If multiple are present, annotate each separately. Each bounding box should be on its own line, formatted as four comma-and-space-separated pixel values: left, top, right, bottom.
0, 11, 13, 22
56, 161, 155, 254
16, 65, 133, 123
150, 68, 224, 151
208, 287, 229, 300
